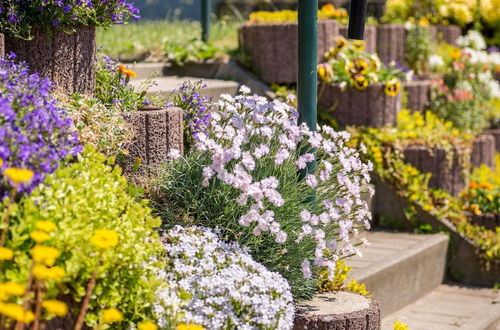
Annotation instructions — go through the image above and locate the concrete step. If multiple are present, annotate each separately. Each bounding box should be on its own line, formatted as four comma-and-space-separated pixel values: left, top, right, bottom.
130, 76, 240, 100
346, 231, 449, 317
381, 284, 500, 330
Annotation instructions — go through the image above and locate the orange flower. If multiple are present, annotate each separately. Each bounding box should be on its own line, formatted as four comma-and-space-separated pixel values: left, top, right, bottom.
479, 182, 493, 190
450, 48, 461, 60
117, 65, 137, 78
469, 181, 478, 189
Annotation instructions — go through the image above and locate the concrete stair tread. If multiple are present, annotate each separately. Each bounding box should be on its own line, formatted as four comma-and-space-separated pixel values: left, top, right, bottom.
381, 284, 500, 330
345, 230, 449, 317
130, 76, 240, 99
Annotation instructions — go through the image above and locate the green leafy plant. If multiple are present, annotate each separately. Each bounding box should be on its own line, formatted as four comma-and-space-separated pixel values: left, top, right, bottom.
405, 24, 434, 76
1, 146, 167, 328
348, 112, 500, 262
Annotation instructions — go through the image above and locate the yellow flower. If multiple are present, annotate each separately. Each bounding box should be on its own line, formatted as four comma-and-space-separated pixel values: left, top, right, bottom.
349, 58, 369, 75
33, 265, 65, 281
486, 194, 494, 201
369, 55, 381, 72
352, 74, 369, 90
469, 204, 482, 215
35, 221, 57, 233
0, 302, 35, 323
317, 63, 333, 83
138, 321, 158, 330
418, 17, 430, 27
31, 245, 60, 266
334, 36, 348, 51
42, 300, 68, 317
393, 320, 409, 330
103, 308, 123, 323
0, 282, 25, 301
351, 40, 366, 52
384, 79, 401, 96
177, 324, 204, 330
423, 204, 433, 212
91, 229, 119, 249
0, 159, 3, 167
346, 279, 371, 297
3, 168, 34, 185
451, 48, 461, 60
0, 247, 13, 261
30, 230, 50, 244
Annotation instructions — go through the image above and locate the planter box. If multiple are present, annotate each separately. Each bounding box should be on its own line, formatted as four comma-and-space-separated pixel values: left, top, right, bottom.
402, 79, 432, 112
239, 20, 339, 84
0, 33, 4, 59
485, 128, 500, 152
435, 25, 461, 45
403, 145, 467, 196
373, 173, 500, 287
471, 134, 495, 168
121, 106, 184, 174
319, 83, 401, 127
294, 291, 380, 329
339, 24, 378, 54
376, 24, 406, 65
466, 212, 500, 231
4, 26, 96, 95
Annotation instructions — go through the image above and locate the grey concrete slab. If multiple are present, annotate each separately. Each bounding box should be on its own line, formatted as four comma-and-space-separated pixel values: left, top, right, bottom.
346, 231, 449, 317
381, 284, 500, 330
130, 76, 240, 100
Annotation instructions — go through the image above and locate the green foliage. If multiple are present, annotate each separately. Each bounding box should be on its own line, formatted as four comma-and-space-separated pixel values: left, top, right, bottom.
2, 146, 165, 328
58, 93, 132, 158
96, 20, 239, 63
349, 112, 500, 262
405, 25, 434, 76
153, 152, 318, 299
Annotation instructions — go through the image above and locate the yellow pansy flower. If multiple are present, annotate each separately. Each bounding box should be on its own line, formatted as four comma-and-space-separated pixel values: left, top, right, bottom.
35, 221, 57, 233
31, 245, 60, 266
103, 308, 123, 323
352, 74, 369, 90
91, 229, 119, 249
42, 300, 68, 317
384, 79, 401, 96
0, 247, 13, 261
3, 168, 34, 185
30, 230, 50, 243
351, 40, 366, 52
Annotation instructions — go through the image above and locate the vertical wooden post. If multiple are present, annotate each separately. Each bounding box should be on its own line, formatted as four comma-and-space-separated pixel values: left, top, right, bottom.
201, 0, 211, 42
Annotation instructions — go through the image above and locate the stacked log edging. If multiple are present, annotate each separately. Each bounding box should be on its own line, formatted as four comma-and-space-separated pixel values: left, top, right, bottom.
339, 24, 377, 54
294, 291, 380, 330
4, 26, 96, 95
376, 24, 406, 65
402, 79, 432, 112
466, 212, 500, 231
238, 20, 339, 84
376, 24, 461, 65
435, 25, 461, 45
403, 145, 467, 196
471, 134, 495, 168
319, 83, 401, 127
485, 128, 500, 152
121, 106, 184, 174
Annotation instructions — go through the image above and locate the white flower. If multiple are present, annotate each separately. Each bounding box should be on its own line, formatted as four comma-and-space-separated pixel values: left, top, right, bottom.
428, 55, 444, 68
167, 149, 181, 160
239, 85, 251, 95
155, 226, 295, 329
305, 174, 318, 188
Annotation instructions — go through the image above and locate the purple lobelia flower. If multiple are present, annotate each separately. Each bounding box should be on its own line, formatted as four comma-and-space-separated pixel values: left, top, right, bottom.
0, 53, 81, 196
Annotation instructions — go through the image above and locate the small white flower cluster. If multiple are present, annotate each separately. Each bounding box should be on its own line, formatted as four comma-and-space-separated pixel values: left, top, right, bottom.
457, 30, 500, 67
192, 87, 373, 279
154, 226, 295, 330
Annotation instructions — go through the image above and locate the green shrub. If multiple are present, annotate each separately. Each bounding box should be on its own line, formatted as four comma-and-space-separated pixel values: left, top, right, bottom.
2, 146, 167, 328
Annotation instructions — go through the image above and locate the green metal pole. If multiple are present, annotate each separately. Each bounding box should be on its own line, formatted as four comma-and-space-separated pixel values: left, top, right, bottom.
201, 0, 211, 42
298, 0, 318, 177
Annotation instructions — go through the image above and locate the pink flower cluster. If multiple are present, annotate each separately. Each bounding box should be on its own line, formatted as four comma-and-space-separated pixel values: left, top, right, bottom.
193, 87, 373, 279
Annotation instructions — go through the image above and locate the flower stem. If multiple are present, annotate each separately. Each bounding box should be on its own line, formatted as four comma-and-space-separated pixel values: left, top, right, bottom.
73, 270, 97, 330
31, 281, 44, 330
